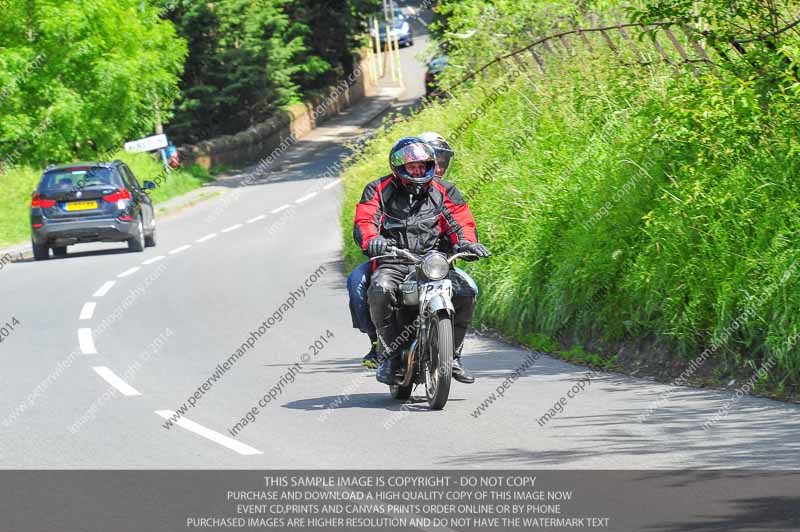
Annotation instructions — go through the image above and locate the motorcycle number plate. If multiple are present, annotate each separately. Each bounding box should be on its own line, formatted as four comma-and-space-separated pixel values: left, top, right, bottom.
424, 281, 451, 299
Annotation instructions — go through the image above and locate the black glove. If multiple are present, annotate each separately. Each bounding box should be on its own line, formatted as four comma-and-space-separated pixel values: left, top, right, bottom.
367, 236, 393, 258
456, 241, 491, 258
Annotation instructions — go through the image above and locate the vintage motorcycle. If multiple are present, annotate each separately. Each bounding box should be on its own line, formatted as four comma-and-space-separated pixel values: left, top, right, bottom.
372, 246, 480, 410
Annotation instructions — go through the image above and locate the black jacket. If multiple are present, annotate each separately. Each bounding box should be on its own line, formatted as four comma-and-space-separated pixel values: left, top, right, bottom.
354, 175, 479, 258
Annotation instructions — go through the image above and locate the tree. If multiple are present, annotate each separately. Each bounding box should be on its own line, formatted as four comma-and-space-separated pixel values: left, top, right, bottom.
161, 0, 380, 143
0, 0, 187, 167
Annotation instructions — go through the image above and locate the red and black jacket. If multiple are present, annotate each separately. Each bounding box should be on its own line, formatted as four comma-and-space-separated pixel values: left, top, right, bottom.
353, 175, 479, 259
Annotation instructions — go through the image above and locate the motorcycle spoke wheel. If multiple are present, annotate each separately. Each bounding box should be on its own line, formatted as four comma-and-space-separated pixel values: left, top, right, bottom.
425, 313, 453, 410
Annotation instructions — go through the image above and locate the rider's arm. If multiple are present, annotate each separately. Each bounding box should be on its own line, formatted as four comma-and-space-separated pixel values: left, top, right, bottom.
353, 176, 391, 254
432, 180, 479, 246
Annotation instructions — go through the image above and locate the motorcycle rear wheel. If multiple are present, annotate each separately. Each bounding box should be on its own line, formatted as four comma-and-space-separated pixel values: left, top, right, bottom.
425, 313, 453, 410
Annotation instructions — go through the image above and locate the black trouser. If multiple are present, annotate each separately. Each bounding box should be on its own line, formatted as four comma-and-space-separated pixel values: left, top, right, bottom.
367, 263, 476, 359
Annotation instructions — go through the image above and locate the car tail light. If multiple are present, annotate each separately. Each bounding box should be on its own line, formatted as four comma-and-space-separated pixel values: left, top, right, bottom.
118, 215, 134, 221
31, 193, 56, 209
32, 223, 44, 228
103, 188, 132, 203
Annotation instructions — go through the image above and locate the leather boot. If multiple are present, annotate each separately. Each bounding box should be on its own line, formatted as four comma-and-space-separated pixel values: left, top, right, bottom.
377, 354, 402, 384
452, 355, 475, 384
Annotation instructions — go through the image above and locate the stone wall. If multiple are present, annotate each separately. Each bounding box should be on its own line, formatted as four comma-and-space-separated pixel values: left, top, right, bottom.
179, 54, 376, 170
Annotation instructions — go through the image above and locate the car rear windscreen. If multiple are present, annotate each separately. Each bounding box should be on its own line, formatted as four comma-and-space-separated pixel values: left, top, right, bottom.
39, 167, 119, 191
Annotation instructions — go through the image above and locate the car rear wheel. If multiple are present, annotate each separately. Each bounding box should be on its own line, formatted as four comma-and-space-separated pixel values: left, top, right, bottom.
52, 246, 67, 257
32, 241, 49, 261
128, 217, 145, 252
145, 224, 156, 248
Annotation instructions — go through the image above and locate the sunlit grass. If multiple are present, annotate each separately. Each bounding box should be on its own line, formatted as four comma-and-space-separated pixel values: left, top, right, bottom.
340, 47, 800, 390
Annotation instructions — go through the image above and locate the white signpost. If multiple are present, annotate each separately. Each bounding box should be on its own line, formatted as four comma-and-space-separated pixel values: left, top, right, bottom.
124, 133, 171, 174
124, 134, 168, 154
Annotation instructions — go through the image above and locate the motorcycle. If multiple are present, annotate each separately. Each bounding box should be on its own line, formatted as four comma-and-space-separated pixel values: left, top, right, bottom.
372, 245, 480, 410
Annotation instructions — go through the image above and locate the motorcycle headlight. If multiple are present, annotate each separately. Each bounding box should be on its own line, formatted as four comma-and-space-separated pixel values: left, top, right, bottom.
421, 253, 449, 280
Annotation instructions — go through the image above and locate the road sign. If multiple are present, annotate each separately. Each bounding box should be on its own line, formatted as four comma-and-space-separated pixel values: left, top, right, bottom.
124, 134, 168, 153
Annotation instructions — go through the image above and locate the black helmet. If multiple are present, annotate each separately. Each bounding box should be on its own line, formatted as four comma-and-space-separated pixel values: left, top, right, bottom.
419, 131, 454, 178
389, 136, 436, 194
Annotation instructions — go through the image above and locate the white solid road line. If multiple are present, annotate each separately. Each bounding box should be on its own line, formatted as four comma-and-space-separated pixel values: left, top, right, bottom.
154, 411, 263, 456
270, 204, 290, 214
295, 192, 318, 203
142, 255, 165, 265
93, 281, 116, 297
117, 266, 141, 278
246, 214, 267, 224
79, 302, 96, 321
323, 178, 342, 190
169, 244, 191, 255
221, 223, 243, 233
93, 367, 141, 396
78, 328, 98, 355
196, 233, 218, 243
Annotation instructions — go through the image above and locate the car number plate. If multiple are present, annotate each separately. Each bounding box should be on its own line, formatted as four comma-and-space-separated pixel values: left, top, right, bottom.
66, 201, 98, 211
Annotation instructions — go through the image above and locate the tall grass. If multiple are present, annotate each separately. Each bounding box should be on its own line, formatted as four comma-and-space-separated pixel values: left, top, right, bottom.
0, 153, 212, 247
340, 46, 800, 391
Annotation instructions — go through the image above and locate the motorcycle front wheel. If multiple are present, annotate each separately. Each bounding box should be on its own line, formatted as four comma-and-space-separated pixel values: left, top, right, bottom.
425, 312, 453, 410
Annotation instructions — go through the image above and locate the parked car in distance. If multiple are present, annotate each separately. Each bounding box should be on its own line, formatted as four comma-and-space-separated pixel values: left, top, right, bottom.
30, 161, 157, 260
371, 9, 413, 48
425, 55, 448, 97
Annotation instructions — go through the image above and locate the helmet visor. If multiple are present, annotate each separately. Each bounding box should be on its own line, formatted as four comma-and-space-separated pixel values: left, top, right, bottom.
434, 148, 454, 176
390, 142, 434, 168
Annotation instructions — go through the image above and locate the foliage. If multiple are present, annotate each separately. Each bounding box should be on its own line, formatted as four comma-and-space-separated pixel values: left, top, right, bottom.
561, 346, 604, 368
428, 0, 630, 87
522, 333, 560, 353
340, 12, 800, 391
631, 1, 800, 100
0, 0, 187, 167
160, 0, 380, 143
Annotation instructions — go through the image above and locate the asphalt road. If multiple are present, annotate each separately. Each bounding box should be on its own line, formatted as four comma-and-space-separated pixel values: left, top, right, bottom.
1, 4, 798, 471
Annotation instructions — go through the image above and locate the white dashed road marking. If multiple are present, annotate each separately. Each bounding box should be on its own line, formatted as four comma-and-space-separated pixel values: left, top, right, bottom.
142, 255, 165, 265
117, 266, 141, 278
78, 328, 98, 355
93, 281, 116, 297
154, 411, 263, 456
93, 367, 141, 396
196, 233, 217, 243
221, 224, 243, 233
270, 205, 290, 214
169, 244, 191, 255
79, 302, 96, 321
246, 214, 267, 224
295, 192, 317, 204
323, 178, 342, 190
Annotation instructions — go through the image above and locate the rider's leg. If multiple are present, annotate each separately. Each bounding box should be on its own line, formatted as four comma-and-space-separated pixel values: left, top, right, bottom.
347, 261, 379, 366
368, 264, 408, 383
450, 269, 478, 384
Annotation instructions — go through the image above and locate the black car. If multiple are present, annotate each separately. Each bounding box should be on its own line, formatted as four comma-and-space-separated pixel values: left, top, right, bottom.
30, 161, 157, 260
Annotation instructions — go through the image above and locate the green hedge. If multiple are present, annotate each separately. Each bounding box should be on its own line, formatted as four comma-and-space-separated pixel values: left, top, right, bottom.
340, 47, 800, 392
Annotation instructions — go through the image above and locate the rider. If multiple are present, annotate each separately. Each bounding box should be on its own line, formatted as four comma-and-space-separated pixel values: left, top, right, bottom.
347, 133, 478, 372
353, 136, 490, 384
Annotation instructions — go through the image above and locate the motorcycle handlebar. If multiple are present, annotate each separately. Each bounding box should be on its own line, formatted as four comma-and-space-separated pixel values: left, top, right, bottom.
381, 246, 480, 264
386, 246, 418, 262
